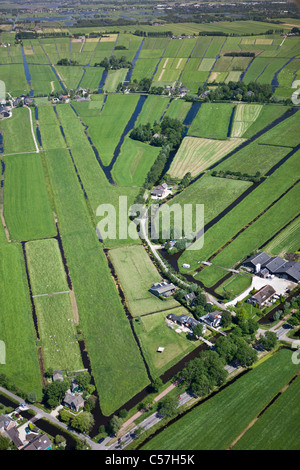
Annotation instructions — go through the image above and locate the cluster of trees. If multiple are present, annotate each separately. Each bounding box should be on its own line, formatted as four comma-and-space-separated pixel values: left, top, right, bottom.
95, 55, 132, 70
133, 116, 185, 204
197, 81, 273, 103
130, 116, 184, 149
59, 408, 95, 434
278, 293, 300, 326
117, 77, 152, 93
214, 331, 258, 367
224, 52, 255, 57
178, 350, 228, 398
57, 58, 78, 66
211, 169, 262, 183
43, 371, 94, 409
133, 30, 173, 37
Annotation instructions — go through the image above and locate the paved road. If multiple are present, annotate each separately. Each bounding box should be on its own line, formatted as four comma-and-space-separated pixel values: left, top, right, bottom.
106, 392, 194, 451
0, 386, 101, 450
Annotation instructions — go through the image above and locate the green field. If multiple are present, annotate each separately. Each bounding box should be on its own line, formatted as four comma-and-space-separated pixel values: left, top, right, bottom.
34, 293, 83, 372
188, 103, 235, 140
264, 216, 300, 257
1, 107, 38, 155
112, 136, 160, 186
0, 21, 299, 432
109, 245, 179, 317
142, 348, 300, 450
0, 236, 43, 399
233, 374, 300, 450
168, 136, 245, 178
25, 239, 68, 295
133, 307, 199, 378
180, 149, 300, 271
195, 182, 300, 287
3, 154, 56, 241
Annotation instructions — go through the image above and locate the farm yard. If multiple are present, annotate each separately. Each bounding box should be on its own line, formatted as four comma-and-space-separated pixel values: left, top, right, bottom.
0, 10, 299, 451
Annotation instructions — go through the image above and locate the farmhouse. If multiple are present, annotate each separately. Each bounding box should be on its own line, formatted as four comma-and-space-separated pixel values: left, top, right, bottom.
22, 434, 52, 451
184, 291, 196, 305
151, 182, 169, 199
149, 280, 176, 298
204, 311, 222, 327
247, 284, 276, 307
63, 392, 85, 412
244, 252, 300, 283
167, 313, 206, 333
53, 369, 64, 382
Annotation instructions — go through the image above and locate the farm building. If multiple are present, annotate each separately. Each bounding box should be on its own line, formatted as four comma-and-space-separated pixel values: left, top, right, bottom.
247, 284, 276, 307
149, 280, 176, 298
244, 252, 300, 283
204, 311, 222, 328
167, 313, 206, 334
52, 370, 64, 382
151, 182, 169, 199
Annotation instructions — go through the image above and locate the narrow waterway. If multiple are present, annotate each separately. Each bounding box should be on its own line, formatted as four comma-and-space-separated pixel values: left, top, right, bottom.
70, 94, 148, 185
123, 38, 145, 84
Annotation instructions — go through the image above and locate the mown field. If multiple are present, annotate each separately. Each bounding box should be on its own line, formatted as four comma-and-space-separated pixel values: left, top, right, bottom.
25, 239, 68, 295
37, 105, 150, 415
168, 136, 245, 178
142, 348, 300, 450
0, 232, 43, 399
133, 307, 199, 378
233, 374, 300, 450
3, 153, 56, 241
1, 29, 298, 96
109, 245, 179, 317
0, 20, 299, 426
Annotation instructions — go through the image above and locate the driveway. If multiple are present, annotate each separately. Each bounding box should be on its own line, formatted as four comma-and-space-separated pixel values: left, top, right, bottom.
226, 275, 296, 306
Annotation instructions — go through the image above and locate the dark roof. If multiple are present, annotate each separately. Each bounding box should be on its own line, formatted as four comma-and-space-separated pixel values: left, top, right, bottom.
244, 252, 271, 267
151, 188, 164, 197
150, 281, 176, 296
262, 256, 286, 273
184, 292, 196, 302
250, 285, 276, 305
22, 434, 52, 451
276, 262, 300, 282
6, 427, 23, 448
208, 311, 222, 320
167, 313, 199, 329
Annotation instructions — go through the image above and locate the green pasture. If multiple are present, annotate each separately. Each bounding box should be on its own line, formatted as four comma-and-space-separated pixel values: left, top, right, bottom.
25, 239, 68, 296
109, 244, 179, 317
34, 293, 83, 372
142, 348, 300, 450
133, 308, 199, 378
3, 153, 56, 241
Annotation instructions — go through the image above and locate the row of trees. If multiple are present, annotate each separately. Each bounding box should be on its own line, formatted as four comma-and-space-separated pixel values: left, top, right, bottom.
211, 169, 262, 183
197, 81, 273, 103
57, 58, 79, 66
